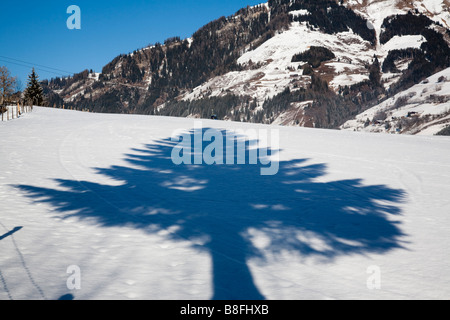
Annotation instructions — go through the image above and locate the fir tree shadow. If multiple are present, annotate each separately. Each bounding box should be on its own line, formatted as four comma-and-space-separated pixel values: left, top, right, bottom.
15, 128, 407, 300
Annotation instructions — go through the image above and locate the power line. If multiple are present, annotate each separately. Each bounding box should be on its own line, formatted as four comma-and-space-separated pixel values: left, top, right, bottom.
0, 55, 74, 74
0, 56, 74, 77
0, 59, 69, 78
0, 59, 66, 78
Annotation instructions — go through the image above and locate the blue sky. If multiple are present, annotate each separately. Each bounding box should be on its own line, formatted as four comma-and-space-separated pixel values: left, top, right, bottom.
0, 0, 263, 87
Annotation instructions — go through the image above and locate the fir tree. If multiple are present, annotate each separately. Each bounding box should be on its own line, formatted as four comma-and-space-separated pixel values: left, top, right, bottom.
24, 68, 44, 106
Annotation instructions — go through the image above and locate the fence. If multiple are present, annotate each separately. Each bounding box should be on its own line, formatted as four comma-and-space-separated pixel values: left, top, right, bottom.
1, 104, 33, 122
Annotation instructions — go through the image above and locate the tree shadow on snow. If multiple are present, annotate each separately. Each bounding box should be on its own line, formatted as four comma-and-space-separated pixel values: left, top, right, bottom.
15, 128, 407, 300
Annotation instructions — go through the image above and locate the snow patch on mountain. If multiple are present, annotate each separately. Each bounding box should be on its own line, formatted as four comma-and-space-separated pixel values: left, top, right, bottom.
182, 18, 429, 105
346, 0, 450, 44
381, 35, 426, 53
182, 21, 376, 105
346, 0, 406, 45
415, 0, 450, 28
289, 9, 310, 17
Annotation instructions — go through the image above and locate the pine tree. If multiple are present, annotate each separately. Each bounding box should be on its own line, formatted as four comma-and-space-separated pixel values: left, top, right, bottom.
24, 68, 44, 106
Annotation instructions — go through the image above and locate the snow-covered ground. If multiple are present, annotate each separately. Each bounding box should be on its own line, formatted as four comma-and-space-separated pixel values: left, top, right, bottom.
1, 107, 450, 300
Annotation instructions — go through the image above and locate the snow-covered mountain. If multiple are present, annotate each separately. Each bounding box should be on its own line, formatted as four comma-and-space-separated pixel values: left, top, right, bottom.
182, 0, 450, 103
345, 0, 450, 32
341, 66, 450, 135
42, 0, 450, 134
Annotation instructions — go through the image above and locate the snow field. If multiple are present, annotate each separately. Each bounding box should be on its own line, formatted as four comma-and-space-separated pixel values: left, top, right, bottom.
1, 107, 450, 300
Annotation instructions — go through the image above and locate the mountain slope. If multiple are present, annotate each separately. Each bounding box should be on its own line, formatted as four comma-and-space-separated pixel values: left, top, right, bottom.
341, 66, 450, 134
1, 107, 450, 299
344, 0, 450, 32
42, 0, 450, 133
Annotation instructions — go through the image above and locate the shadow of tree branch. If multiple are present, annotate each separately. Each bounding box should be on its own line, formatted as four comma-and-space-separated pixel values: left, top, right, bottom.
15, 128, 407, 300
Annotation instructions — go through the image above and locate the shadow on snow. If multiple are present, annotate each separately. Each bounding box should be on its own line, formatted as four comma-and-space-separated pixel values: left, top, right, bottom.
15, 128, 407, 300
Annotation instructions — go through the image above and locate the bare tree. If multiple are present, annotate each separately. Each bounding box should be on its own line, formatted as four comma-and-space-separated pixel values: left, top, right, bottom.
0, 66, 17, 106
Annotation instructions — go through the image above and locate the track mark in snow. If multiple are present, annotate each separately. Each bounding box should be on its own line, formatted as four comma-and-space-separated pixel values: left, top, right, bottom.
0, 270, 13, 300
395, 167, 425, 204
0, 222, 46, 300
